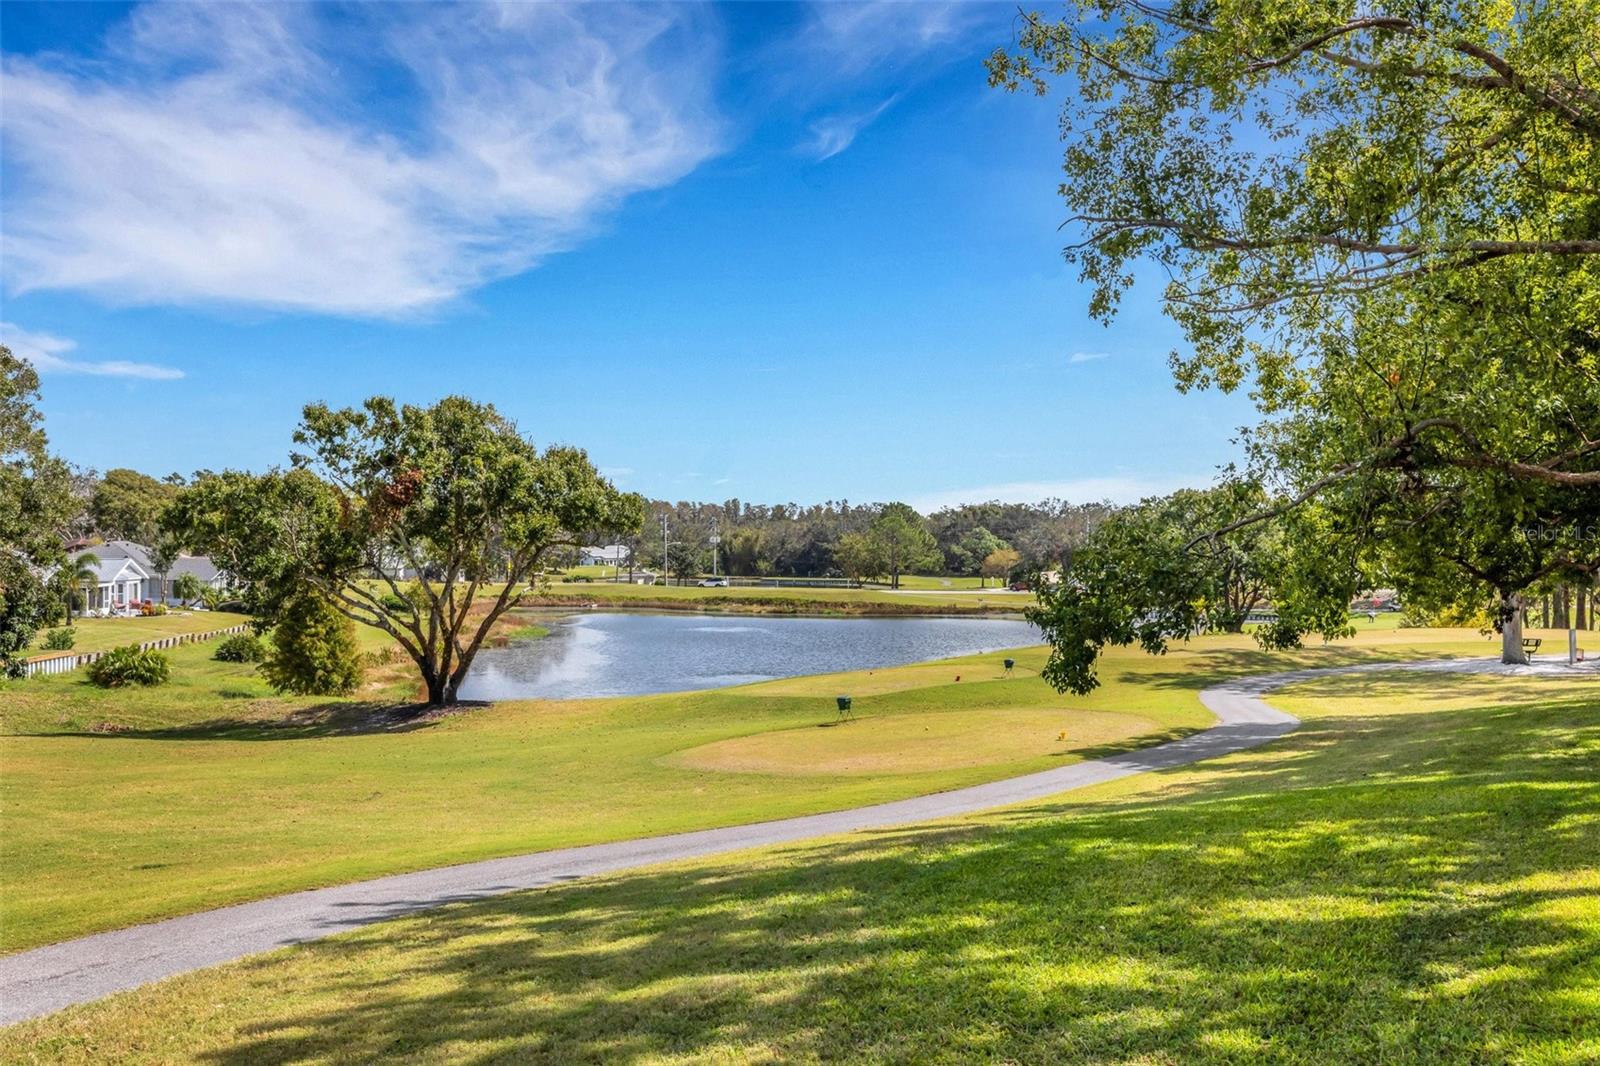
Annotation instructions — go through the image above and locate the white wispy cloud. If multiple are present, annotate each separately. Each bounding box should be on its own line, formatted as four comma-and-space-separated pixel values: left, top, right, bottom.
800, 2, 988, 79
907, 475, 1213, 513
803, 94, 899, 160
601, 466, 636, 481
1, 321, 184, 380
1068, 351, 1112, 364
0, 3, 723, 317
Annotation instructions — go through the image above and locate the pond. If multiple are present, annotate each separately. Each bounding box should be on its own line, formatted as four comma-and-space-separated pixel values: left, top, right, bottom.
458, 612, 1042, 701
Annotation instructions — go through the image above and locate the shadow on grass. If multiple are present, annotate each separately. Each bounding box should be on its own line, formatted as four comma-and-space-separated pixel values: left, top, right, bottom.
1106, 644, 1482, 692
181, 693, 1600, 1064
37, 701, 487, 741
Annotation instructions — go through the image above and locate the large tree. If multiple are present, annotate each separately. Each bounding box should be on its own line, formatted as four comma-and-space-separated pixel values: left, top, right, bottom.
0, 346, 76, 673
992, 1, 1600, 664
866, 503, 942, 589
169, 396, 643, 706
89, 468, 178, 544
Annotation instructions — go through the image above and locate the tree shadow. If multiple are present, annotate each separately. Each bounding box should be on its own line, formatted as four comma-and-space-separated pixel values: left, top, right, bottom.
1107, 645, 1481, 691
186, 694, 1599, 1063
36, 700, 488, 741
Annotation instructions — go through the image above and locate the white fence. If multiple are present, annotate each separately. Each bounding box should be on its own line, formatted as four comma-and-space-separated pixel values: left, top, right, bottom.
20, 623, 251, 680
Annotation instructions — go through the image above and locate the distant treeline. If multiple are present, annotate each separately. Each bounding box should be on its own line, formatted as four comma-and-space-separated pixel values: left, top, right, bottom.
53, 465, 1113, 581
604, 498, 1113, 579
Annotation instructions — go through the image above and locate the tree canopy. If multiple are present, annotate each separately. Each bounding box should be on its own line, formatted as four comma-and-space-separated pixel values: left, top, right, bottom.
992, 1, 1600, 665
0, 346, 76, 673
1027, 482, 1320, 693
169, 396, 644, 706
89, 469, 179, 544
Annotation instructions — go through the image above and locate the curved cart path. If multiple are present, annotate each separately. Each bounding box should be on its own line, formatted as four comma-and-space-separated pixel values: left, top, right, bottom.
3, 655, 1586, 1025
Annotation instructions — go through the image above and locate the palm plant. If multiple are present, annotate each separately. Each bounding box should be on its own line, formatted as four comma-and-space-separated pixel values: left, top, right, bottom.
64, 553, 100, 621
171, 573, 204, 607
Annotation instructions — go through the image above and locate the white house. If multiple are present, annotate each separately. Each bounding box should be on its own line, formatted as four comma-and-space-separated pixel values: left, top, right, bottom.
71, 541, 231, 606
578, 544, 630, 567
76, 556, 151, 614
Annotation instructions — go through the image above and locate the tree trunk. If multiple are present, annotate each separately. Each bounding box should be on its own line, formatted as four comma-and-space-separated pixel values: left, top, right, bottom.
1579, 589, 1589, 630
1500, 592, 1526, 665
424, 674, 448, 706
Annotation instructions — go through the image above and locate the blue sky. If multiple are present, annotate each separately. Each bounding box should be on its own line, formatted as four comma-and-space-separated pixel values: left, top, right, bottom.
0, 1, 1253, 509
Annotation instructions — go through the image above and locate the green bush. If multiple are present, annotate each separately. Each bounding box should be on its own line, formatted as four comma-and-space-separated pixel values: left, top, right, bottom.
260, 592, 363, 696
213, 633, 267, 663
42, 626, 76, 651
87, 645, 170, 687
378, 592, 411, 613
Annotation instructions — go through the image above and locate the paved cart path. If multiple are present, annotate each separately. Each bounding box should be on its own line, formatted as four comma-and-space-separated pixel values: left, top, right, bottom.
5, 655, 1589, 1025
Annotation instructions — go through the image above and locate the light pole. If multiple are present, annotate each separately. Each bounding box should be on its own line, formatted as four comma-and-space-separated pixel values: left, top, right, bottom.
710, 518, 720, 579
661, 514, 669, 586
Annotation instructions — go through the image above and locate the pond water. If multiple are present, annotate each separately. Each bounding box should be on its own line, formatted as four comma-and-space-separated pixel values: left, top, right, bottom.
458, 612, 1042, 701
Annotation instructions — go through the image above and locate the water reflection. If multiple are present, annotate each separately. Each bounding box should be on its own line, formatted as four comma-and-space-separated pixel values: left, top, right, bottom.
459, 612, 1040, 700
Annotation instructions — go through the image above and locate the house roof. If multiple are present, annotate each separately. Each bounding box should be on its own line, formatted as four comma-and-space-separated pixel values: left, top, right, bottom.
580, 544, 630, 562
73, 541, 223, 583
78, 556, 149, 584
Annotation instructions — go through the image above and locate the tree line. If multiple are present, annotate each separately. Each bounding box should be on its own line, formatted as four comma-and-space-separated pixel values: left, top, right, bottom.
593, 497, 1111, 585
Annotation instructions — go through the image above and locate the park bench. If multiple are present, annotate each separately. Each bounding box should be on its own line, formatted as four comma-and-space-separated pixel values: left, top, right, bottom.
1521, 637, 1541, 659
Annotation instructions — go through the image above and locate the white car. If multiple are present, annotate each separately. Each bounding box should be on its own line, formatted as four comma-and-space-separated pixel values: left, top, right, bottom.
698, 577, 729, 588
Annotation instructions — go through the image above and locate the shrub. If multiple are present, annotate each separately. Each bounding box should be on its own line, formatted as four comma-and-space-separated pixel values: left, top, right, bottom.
378, 592, 411, 613
213, 633, 267, 663
42, 626, 76, 651
260, 592, 363, 696
88, 645, 170, 687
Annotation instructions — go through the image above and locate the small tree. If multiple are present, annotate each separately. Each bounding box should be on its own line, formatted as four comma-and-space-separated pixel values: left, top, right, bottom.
867, 503, 941, 590
665, 541, 702, 583
148, 536, 178, 605
833, 530, 885, 585
260, 591, 363, 697
980, 547, 1020, 588
171, 573, 204, 607
955, 526, 1007, 581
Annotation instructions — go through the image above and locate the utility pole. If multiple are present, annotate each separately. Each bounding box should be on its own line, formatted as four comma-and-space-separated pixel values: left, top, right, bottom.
710, 518, 720, 578
661, 513, 669, 587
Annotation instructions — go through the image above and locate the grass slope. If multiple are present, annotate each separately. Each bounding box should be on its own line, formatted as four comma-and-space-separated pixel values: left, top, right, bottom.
0, 626, 1491, 954
5, 659, 1595, 1062
29, 612, 252, 655
532, 582, 1029, 613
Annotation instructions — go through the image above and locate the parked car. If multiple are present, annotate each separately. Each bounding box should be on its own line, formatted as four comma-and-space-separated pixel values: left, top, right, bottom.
1008, 581, 1031, 591
698, 577, 730, 588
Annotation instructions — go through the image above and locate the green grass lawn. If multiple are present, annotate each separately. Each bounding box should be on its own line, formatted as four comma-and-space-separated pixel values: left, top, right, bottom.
28, 611, 252, 655
0, 624, 1494, 954
5, 641, 1594, 1062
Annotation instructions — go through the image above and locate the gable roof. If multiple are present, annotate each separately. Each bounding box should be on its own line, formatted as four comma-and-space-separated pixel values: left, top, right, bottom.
80, 556, 149, 584
73, 541, 224, 583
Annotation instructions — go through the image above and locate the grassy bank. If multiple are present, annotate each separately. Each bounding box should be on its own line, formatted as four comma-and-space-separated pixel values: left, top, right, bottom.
0, 626, 1493, 953
532, 582, 1029, 614
27, 611, 252, 655
6, 643, 1594, 1061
